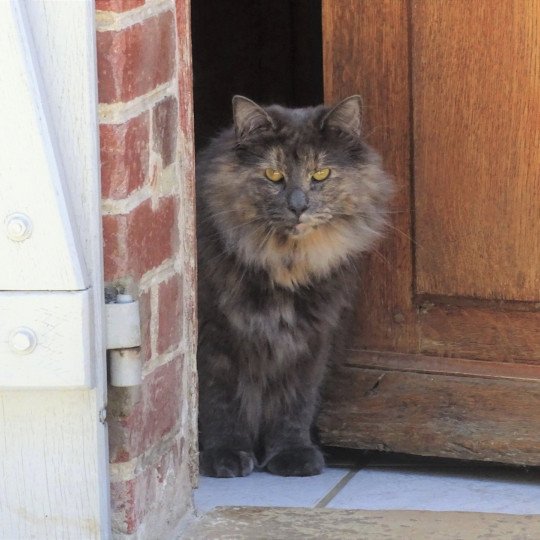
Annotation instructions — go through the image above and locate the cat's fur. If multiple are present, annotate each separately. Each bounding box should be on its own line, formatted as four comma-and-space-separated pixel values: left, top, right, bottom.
196, 95, 392, 477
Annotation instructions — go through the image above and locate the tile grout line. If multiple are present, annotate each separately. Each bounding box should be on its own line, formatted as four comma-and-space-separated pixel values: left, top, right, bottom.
314, 469, 360, 509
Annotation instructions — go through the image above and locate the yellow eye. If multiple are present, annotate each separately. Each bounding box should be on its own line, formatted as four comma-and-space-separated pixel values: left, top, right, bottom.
311, 168, 331, 181
264, 168, 284, 182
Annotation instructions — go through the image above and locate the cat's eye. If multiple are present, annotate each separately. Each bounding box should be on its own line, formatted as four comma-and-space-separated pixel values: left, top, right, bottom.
311, 168, 331, 181
264, 168, 284, 182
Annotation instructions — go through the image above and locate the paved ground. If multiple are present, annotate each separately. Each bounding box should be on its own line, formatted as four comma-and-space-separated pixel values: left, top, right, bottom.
183, 507, 540, 539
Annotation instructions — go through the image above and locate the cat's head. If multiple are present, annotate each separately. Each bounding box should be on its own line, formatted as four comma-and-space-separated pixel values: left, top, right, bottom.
198, 95, 393, 288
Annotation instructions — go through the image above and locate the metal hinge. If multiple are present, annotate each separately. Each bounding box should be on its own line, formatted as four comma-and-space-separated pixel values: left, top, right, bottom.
105, 293, 141, 349
105, 292, 142, 387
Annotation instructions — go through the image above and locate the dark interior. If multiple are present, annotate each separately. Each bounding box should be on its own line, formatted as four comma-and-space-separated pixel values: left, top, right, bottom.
191, 0, 323, 150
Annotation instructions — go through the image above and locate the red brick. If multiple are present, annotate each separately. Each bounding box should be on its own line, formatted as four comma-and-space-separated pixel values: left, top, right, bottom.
110, 437, 183, 534
176, 0, 195, 156
111, 466, 155, 534
152, 96, 178, 167
102, 214, 127, 281
97, 11, 176, 104
109, 360, 183, 463
126, 197, 177, 278
157, 274, 182, 355
111, 477, 138, 534
139, 290, 151, 364
100, 113, 149, 199
96, 0, 144, 12
174, 0, 197, 258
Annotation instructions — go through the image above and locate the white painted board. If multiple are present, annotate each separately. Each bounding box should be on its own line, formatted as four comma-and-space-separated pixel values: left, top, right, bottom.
0, 0, 88, 291
0, 290, 92, 388
0, 0, 110, 537
0, 390, 104, 539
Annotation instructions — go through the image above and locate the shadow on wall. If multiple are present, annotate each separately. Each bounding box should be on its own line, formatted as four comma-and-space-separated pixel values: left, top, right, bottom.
191, 0, 323, 149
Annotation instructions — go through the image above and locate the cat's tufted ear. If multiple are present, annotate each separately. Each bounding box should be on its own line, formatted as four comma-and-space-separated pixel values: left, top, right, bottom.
321, 95, 363, 136
232, 95, 275, 139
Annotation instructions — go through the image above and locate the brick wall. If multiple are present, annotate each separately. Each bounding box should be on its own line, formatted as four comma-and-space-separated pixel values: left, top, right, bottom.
96, 0, 197, 537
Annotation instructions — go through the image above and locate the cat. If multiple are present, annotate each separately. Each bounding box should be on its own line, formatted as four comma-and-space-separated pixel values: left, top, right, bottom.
196, 95, 393, 477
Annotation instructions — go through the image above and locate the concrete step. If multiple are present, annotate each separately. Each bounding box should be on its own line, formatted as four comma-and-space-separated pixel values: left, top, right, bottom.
183, 506, 540, 539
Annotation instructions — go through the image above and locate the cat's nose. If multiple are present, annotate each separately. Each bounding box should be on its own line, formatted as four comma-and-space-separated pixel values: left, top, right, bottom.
287, 188, 309, 217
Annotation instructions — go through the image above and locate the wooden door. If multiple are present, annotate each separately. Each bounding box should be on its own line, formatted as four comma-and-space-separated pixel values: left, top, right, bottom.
319, 0, 540, 465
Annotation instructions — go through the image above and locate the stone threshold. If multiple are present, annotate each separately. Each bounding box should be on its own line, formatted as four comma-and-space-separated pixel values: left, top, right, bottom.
183, 506, 540, 539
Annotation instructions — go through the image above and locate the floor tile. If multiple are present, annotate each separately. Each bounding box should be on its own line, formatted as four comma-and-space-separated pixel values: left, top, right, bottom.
194, 467, 350, 512
327, 467, 540, 514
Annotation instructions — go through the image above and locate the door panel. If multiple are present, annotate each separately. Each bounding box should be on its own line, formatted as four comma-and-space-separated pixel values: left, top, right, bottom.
319, 368, 540, 465
413, 0, 540, 301
320, 0, 540, 464
417, 303, 540, 363
323, 0, 416, 356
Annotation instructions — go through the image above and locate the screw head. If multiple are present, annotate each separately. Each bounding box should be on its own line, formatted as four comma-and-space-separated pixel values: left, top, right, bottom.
9, 327, 37, 354
6, 213, 32, 242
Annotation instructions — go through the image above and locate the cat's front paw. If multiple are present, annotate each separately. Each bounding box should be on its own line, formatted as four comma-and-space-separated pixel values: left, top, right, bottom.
266, 446, 324, 477
200, 447, 255, 478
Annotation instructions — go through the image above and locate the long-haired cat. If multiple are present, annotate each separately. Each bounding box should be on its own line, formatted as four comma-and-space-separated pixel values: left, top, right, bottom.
196, 95, 392, 477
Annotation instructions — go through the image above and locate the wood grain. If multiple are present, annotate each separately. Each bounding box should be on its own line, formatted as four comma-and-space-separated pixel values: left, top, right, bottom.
418, 303, 540, 363
319, 366, 540, 465
323, 0, 417, 352
412, 0, 540, 301
345, 350, 540, 381
0, 391, 103, 539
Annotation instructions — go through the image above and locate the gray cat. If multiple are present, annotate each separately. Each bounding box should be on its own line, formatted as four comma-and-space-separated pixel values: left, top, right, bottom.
196, 95, 392, 477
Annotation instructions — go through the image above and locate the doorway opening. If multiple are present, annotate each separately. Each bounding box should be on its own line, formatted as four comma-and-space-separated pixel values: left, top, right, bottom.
191, 0, 323, 150
187, 0, 540, 527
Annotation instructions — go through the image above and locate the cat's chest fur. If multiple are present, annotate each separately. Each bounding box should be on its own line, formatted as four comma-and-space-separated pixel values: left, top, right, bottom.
199, 253, 353, 375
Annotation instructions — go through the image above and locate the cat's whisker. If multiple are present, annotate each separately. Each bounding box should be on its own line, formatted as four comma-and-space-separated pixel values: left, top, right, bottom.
199, 208, 241, 224
203, 245, 232, 268
226, 219, 262, 232
361, 124, 384, 141
376, 209, 409, 215
384, 222, 422, 248
259, 227, 275, 249
205, 218, 263, 241
370, 248, 391, 268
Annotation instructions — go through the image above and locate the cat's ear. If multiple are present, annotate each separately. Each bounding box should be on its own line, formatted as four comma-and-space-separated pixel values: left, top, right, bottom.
232, 95, 274, 139
321, 95, 363, 136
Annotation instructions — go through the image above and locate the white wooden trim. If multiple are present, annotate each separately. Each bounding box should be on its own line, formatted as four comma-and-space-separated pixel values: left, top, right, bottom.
0, 0, 111, 537
0, 0, 88, 291
0, 290, 92, 388
0, 390, 106, 538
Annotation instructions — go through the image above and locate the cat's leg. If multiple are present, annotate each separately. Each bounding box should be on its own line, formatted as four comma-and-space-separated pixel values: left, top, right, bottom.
262, 380, 324, 477
199, 392, 257, 477
198, 354, 258, 477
